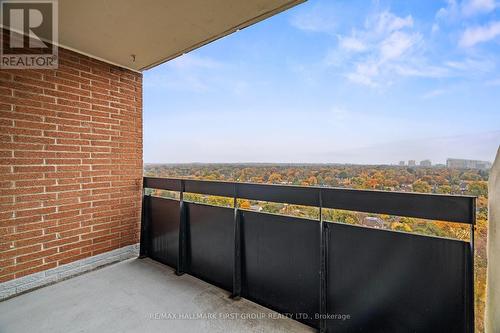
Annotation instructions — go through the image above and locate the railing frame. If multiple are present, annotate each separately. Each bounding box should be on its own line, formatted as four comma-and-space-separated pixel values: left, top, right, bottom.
142, 176, 476, 333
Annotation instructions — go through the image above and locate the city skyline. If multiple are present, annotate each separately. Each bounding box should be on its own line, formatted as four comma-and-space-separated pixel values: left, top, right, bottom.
144, 0, 500, 164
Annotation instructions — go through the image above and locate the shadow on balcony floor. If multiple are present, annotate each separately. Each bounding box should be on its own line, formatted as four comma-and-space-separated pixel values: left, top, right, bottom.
0, 258, 313, 333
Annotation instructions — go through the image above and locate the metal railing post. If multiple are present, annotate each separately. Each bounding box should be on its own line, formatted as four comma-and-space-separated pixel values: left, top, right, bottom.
176, 179, 187, 276
139, 187, 150, 258
319, 189, 327, 333
468, 199, 476, 333
232, 183, 242, 299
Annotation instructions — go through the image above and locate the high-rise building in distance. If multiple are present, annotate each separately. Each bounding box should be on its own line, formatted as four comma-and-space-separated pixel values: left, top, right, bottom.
420, 160, 432, 167
446, 158, 492, 170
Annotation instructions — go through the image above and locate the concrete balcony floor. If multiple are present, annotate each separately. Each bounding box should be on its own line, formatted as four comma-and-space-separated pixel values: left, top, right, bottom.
0, 258, 313, 333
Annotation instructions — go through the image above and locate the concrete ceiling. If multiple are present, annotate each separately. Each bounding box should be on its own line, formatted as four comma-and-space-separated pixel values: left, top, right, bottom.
59, 0, 305, 72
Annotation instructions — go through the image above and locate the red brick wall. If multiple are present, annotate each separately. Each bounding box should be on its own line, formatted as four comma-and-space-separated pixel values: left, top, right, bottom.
0, 47, 143, 283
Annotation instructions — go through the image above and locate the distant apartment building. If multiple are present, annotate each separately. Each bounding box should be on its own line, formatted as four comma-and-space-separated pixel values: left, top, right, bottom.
408, 160, 416, 167
399, 161, 406, 166
446, 158, 492, 170
420, 160, 432, 167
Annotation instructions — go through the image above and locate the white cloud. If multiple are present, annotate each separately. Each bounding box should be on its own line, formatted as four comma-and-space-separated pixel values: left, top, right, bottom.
332, 8, 499, 87
339, 36, 367, 52
462, 0, 497, 16
331, 10, 427, 87
422, 89, 450, 99
459, 21, 500, 47
436, 0, 459, 20
325, 36, 367, 67
445, 57, 495, 72
304, 4, 499, 88
437, 0, 497, 19
393, 56, 493, 79
368, 11, 414, 35
346, 62, 380, 87
393, 63, 450, 78
380, 31, 421, 61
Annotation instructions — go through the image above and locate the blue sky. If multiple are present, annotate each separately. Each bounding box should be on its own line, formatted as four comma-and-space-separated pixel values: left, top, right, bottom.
144, 0, 500, 164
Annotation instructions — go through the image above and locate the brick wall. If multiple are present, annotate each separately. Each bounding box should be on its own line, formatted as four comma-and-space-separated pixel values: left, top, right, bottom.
0, 47, 143, 283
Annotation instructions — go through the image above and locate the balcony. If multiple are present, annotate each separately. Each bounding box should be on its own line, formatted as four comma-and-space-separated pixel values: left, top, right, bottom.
139, 177, 476, 333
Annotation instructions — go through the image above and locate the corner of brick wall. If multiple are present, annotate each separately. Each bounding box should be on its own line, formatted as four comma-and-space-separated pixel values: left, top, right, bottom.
0, 46, 143, 283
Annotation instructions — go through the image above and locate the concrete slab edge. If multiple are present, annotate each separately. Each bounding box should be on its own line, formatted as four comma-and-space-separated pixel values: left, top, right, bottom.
0, 243, 139, 300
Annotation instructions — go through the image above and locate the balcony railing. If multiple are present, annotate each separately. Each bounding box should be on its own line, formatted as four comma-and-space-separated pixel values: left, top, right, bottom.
140, 177, 476, 333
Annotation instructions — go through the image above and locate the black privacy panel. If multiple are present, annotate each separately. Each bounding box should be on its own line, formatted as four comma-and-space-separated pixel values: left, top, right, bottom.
325, 222, 471, 333
148, 196, 179, 268
185, 203, 234, 291
241, 211, 320, 327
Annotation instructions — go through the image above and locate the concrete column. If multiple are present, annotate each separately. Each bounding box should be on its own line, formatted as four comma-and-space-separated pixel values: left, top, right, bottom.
486, 146, 500, 333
